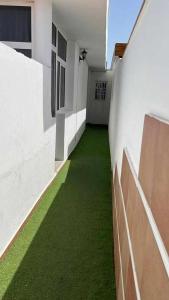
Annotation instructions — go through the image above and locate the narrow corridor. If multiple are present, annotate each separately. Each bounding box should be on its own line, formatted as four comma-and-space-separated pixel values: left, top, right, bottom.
0, 126, 116, 300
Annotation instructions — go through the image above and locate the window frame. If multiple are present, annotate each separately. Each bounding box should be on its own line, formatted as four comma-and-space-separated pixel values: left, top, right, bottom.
60, 65, 66, 109
95, 80, 108, 101
51, 22, 67, 113
51, 50, 57, 117
57, 30, 67, 62
0, 1, 34, 58
51, 23, 67, 67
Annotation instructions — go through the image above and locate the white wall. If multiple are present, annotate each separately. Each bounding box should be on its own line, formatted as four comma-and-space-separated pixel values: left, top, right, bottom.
53, 28, 89, 160
76, 52, 89, 141
87, 70, 112, 125
0, 43, 56, 257
0, 0, 55, 257
0, 0, 89, 257
109, 0, 169, 176
55, 45, 88, 160
33, 0, 52, 67
33, 0, 56, 132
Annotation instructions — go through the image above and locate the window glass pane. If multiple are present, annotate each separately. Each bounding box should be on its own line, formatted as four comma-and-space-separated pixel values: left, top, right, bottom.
58, 31, 67, 62
15, 49, 32, 58
57, 61, 60, 110
60, 66, 65, 108
95, 81, 107, 100
0, 6, 31, 42
52, 23, 57, 47
51, 51, 56, 117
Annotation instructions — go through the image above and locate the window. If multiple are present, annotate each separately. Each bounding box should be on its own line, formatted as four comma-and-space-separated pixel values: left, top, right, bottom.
60, 66, 66, 108
0, 6, 31, 42
51, 51, 56, 117
51, 23, 67, 115
58, 31, 67, 62
56, 63, 66, 110
15, 49, 32, 58
95, 81, 107, 100
52, 23, 57, 47
0, 5, 32, 58
57, 61, 60, 110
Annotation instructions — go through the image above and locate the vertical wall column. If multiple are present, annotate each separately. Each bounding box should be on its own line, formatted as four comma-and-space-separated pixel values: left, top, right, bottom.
33, 0, 52, 67
33, 0, 55, 131
65, 40, 76, 111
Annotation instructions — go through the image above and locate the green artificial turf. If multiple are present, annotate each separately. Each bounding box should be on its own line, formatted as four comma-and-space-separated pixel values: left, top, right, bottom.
0, 125, 116, 300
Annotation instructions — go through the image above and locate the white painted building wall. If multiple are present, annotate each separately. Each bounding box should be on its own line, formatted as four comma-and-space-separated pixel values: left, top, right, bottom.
0, 0, 55, 257
87, 70, 112, 125
109, 0, 169, 176
0, 0, 89, 256
54, 38, 88, 160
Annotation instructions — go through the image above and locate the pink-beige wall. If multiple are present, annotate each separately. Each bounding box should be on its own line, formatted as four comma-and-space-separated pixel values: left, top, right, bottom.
113, 116, 169, 299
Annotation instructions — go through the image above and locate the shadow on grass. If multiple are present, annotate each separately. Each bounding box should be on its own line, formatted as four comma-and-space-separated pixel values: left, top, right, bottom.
2, 126, 116, 300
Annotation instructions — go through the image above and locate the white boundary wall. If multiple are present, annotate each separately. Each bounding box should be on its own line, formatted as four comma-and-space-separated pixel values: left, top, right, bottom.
0, 43, 56, 256
109, 0, 169, 175
0, 0, 89, 256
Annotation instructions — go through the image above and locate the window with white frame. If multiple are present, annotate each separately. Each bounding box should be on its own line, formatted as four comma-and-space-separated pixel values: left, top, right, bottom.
95, 81, 107, 100
0, 5, 32, 58
51, 23, 67, 117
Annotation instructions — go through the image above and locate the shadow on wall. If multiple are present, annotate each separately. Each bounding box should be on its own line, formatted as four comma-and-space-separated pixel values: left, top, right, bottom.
55, 110, 87, 161
0, 127, 115, 300
67, 120, 86, 159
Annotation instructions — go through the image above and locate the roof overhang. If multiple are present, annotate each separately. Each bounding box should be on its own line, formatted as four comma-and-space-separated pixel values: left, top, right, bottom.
52, 0, 109, 70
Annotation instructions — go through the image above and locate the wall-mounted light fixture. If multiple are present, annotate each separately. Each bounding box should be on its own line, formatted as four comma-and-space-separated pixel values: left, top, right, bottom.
79, 49, 88, 62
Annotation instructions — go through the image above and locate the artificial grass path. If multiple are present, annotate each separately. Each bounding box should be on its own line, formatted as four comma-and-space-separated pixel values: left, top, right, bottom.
0, 126, 116, 300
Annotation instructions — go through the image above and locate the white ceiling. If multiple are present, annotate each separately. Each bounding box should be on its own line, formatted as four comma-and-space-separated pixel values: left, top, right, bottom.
53, 0, 108, 70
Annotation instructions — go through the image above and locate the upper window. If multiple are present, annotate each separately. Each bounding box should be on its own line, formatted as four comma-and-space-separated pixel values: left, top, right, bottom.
95, 81, 107, 100
15, 49, 32, 58
51, 51, 56, 117
0, 5, 32, 58
0, 6, 31, 42
51, 24, 67, 115
52, 23, 57, 47
58, 31, 67, 62
60, 66, 66, 108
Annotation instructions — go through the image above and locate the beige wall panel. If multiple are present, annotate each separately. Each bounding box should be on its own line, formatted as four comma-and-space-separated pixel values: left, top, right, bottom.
151, 121, 169, 253
130, 187, 148, 287
114, 168, 122, 291
125, 257, 137, 300
141, 223, 169, 300
121, 217, 130, 298
139, 115, 159, 204
117, 273, 124, 300
113, 204, 120, 290
139, 115, 169, 253
121, 151, 130, 206
125, 172, 138, 240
